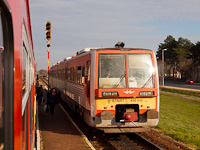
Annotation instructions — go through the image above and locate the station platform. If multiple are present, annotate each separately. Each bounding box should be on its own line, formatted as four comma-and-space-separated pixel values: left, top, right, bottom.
37, 98, 91, 150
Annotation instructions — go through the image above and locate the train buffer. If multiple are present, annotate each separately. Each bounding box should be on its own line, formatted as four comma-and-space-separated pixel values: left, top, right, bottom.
38, 102, 91, 150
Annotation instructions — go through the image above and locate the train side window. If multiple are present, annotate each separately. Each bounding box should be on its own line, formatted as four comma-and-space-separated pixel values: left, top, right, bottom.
61, 69, 63, 79
77, 66, 81, 84
73, 67, 77, 82
0, 11, 4, 148
67, 68, 70, 80
70, 68, 73, 81
22, 46, 27, 95
58, 70, 60, 78
63, 69, 65, 79
65, 68, 67, 79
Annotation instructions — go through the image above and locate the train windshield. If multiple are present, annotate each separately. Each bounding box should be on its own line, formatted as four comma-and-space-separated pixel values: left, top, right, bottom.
127, 54, 155, 88
98, 54, 126, 88
98, 53, 155, 89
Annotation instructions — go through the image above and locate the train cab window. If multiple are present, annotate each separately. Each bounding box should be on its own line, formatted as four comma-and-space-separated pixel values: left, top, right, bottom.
22, 46, 27, 95
0, 11, 4, 148
98, 54, 126, 88
127, 54, 155, 88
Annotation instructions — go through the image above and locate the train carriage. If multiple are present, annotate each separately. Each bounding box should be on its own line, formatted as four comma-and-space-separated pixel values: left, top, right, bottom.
0, 0, 36, 149
49, 46, 159, 133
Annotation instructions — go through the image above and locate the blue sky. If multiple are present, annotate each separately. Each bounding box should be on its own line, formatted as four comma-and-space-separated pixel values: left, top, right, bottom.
29, 0, 200, 71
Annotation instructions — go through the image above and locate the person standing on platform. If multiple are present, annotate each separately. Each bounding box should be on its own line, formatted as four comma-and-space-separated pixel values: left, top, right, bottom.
37, 85, 43, 105
47, 88, 58, 116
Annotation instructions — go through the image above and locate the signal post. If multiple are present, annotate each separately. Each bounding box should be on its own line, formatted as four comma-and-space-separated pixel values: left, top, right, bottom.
45, 21, 51, 90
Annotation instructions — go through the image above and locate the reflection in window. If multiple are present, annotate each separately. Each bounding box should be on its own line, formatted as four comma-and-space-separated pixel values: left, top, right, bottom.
127, 54, 155, 88
0, 11, 4, 148
98, 54, 126, 88
22, 46, 27, 96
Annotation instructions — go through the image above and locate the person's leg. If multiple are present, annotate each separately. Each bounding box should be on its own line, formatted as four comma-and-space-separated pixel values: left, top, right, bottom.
49, 103, 53, 115
51, 103, 55, 115
38, 97, 42, 105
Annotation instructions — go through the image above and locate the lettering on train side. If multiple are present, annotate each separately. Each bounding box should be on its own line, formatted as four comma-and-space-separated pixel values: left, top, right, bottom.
112, 99, 125, 103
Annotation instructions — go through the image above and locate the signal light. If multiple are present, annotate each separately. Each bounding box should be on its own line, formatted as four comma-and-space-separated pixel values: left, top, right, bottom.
46, 31, 51, 41
46, 22, 51, 30
47, 44, 51, 47
45, 21, 51, 41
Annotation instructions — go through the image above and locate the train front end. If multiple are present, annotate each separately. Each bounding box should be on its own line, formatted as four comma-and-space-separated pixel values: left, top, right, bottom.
93, 48, 159, 133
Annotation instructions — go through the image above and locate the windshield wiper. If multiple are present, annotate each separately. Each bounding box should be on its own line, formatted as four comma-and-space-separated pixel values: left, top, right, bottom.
141, 74, 153, 88
114, 73, 126, 88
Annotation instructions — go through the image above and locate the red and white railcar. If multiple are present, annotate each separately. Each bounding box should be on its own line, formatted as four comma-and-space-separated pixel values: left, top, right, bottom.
0, 0, 36, 149
49, 47, 160, 133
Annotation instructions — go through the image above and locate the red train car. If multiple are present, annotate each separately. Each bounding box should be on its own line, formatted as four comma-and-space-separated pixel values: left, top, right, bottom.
49, 46, 160, 133
0, 0, 36, 149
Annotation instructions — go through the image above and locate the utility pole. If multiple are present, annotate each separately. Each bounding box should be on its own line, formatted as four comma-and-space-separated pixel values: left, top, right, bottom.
45, 21, 51, 90
162, 49, 167, 86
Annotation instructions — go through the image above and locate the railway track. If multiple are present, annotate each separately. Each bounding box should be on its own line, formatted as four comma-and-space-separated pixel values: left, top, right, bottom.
59, 99, 162, 150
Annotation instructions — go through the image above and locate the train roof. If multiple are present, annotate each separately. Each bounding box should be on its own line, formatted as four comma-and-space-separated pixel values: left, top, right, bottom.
52, 47, 153, 67
77, 47, 152, 55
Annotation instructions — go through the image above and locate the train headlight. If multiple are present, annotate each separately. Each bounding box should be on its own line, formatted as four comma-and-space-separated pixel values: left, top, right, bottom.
139, 91, 154, 96
102, 92, 118, 97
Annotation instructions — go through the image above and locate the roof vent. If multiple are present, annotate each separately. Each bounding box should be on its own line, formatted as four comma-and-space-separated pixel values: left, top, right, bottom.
63, 57, 72, 61
115, 42, 125, 48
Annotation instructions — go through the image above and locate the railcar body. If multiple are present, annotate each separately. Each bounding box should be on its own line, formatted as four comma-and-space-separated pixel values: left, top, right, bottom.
0, 0, 36, 149
49, 47, 159, 133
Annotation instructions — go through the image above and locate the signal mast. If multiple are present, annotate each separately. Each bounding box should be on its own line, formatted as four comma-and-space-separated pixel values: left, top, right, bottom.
45, 21, 51, 89
45, 21, 51, 73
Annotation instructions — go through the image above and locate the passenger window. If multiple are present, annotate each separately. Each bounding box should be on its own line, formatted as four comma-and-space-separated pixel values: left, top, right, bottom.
70, 68, 73, 81
63, 69, 65, 79
77, 66, 81, 83
67, 68, 70, 80
22, 46, 27, 96
73, 67, 77, 82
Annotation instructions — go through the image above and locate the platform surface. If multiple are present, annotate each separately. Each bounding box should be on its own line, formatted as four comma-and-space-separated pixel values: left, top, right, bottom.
38, 99, 91, 150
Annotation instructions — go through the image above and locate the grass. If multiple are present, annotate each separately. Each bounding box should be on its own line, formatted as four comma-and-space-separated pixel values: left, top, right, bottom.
155, 93, 200, 149
160, 87, 200, 99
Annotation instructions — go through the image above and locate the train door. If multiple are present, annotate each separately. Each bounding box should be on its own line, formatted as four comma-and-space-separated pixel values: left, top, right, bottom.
0, 2, 14, 149
86, 61, 91, 97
